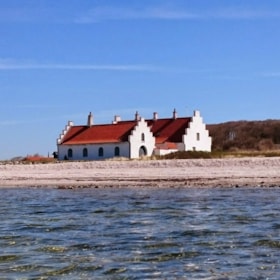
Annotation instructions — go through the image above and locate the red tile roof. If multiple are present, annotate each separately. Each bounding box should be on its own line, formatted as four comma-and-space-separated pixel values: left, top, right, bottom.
61, 117, 191, 147
147, 118, 191, 144
155, 141, 178, 150
62, 121, 137, 145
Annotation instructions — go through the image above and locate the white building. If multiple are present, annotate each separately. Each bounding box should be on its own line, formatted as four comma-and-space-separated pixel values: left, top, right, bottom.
57, 110, 212, 160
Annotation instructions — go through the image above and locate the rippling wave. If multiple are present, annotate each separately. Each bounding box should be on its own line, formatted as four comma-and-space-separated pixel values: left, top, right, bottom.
0, 187, 279, 279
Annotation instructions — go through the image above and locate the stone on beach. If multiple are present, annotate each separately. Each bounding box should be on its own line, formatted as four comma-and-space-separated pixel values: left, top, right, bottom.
0, 157, 280, 188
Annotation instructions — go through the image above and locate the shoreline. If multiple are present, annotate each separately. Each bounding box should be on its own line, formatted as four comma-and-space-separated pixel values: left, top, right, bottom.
1, 157, 280, 189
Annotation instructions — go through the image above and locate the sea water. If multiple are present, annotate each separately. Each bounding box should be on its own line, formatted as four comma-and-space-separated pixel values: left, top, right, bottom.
0, 187, 280, 279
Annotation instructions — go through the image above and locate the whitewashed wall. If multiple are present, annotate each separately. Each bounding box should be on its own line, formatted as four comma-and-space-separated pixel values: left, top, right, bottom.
182, 110, 212, 152
154, 148, 178, 156
58, 142, 130, 160
129, 118, 155, 158
57, 121, 73, 145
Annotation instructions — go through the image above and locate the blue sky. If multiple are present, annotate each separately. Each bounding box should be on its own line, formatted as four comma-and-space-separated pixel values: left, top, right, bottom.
1, 0, 280, 159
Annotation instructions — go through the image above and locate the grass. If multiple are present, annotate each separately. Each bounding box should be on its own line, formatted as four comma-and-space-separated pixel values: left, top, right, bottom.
156, 150, 280, 160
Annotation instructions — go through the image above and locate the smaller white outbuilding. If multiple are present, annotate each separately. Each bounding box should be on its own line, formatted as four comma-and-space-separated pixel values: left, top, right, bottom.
57, 109, 212, 160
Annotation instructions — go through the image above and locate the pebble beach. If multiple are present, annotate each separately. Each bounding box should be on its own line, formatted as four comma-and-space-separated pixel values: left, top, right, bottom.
0, 157, 280, 188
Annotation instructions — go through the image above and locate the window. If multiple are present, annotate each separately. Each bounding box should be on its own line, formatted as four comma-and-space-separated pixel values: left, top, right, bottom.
83, 148, 88, 157
115, 147, 120, 157
141, 133, 145, 142
68, 148, 73, 158
196, 133, 200, 141
98, 147, 104, 157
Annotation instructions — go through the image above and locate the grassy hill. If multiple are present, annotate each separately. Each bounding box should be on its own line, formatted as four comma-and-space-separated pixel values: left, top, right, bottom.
207, 120, 280, 152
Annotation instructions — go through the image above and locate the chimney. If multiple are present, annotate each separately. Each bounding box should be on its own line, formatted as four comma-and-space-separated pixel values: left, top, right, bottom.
153, 112, 158, 121
135, 111, 140, 121
87, 112, 93, 127
113, 115, 121, 124
173, 109, 177, 120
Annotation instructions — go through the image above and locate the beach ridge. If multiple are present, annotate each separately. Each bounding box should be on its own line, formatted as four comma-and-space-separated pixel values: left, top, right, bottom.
0, 157, 280, 188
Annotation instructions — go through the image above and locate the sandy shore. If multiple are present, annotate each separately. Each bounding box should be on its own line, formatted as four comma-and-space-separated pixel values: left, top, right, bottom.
0, 157, 280, 188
